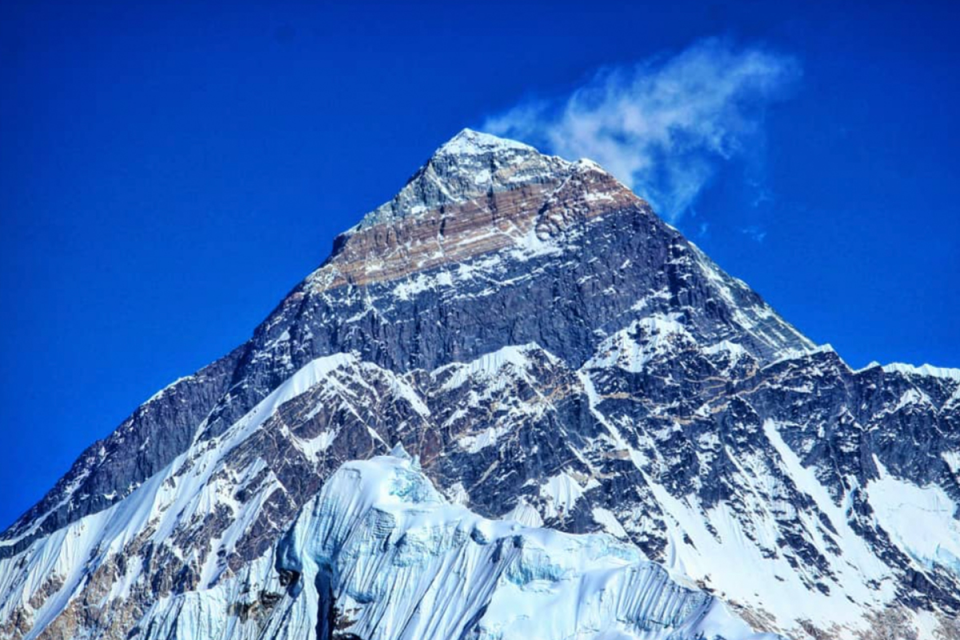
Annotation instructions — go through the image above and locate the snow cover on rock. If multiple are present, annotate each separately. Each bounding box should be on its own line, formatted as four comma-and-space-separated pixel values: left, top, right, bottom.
351, 128, 569, 231
0, 352, 434, 640
881, 362, 960, 382
867, 463, 960, 574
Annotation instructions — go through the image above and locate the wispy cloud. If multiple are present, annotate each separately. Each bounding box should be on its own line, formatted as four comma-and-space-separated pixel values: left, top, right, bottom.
740, 225, 768, 243
483, 38, 800, 222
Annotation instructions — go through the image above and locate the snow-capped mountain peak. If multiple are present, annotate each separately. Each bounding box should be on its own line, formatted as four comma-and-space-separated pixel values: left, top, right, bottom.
433, 127, 538, 157
349, 127, 582, 232
1, 129, 957, 640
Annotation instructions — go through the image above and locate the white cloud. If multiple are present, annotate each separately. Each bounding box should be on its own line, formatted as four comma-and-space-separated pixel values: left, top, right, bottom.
741, 225, 768, 243
483, 38, 799, 222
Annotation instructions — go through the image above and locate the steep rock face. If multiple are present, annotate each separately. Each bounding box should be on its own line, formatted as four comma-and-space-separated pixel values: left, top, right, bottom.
1, 129, 957, 640
0, 348, 245, 558
203, 130, 812, 439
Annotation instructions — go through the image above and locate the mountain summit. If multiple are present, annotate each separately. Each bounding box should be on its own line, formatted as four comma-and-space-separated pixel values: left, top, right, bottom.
1, 130, 958, 640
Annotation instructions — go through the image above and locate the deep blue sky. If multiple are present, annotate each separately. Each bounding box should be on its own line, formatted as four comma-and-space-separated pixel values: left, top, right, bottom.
1, 0, 958, 528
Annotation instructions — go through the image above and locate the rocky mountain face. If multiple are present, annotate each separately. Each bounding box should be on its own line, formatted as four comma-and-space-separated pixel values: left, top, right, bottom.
1, 129, 958, 640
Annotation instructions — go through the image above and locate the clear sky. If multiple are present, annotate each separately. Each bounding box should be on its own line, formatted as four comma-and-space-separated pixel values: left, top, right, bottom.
1, 0, 958, 528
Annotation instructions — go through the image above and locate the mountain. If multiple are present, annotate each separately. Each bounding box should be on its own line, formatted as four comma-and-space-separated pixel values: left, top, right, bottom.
1, 129, 958, 640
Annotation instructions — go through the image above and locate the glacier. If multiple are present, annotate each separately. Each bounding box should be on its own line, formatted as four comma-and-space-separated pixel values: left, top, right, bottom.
136, 450, 777, 640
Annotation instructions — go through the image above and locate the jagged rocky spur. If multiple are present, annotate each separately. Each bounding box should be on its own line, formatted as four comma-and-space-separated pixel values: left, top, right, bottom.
1, 129, 957, 640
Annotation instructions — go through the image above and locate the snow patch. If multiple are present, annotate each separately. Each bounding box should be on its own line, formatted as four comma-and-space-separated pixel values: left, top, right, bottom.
540, 472, 594, 519
592, 507, 629, 539
867, 474, 960, 574
882, 362, 960, 382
